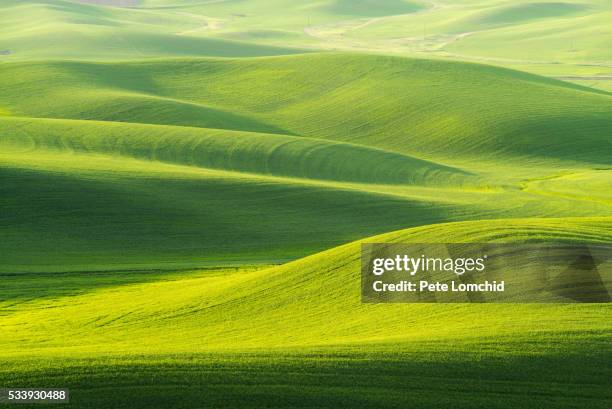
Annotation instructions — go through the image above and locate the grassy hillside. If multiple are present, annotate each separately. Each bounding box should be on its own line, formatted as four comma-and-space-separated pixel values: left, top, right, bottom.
0, 0, 305, 59
1, 1, 610, 90
1, 3, 611, 408
3, 217, 611, 353
1, 218, 610, 407
1, 54, 610, 164
1, 54, 610, 272
8, 116, 608, 272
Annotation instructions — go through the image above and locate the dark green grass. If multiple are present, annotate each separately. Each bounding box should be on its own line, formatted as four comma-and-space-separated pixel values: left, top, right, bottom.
0, 267, 259, 303
0, 163, 458, 272
1, 348, 610, 409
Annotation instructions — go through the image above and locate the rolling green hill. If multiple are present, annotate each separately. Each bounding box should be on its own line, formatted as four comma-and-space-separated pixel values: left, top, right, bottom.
466, 2, 589, 26
2, 1, 610, 90
1, 54, 610, 164
3, 217, 611, 353
0, 0, 305, 59
1, 54, 610, 272
1, 2, 611, 408
2, 218, 611, 407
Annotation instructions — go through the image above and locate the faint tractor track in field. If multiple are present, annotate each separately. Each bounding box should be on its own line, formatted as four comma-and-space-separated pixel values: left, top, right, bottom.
301, 5, 540, 59
175, 11, 225, 35
520, 170, 612, 206
302, 3, 610, 71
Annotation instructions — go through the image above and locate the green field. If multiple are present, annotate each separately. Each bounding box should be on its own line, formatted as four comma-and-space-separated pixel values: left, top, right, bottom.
0, 1, 611, 408
3, 219, 612, 407
1, 0, 611, 90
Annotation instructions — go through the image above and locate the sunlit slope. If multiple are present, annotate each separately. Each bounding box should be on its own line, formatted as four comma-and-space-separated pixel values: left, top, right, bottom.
2, 115, 610, 272
0, 117, 469, 186
1, 217, 611, 408
0, 0, 304, 60
0, 115, 475, 272
1, 54, 610, 166
2, 217, 610, 356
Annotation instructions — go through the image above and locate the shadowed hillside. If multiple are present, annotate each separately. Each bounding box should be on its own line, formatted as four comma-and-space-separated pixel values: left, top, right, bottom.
1, 54, 610, 272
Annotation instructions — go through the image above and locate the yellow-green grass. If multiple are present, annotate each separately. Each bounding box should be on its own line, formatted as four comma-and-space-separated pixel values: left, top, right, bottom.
3, 217, 611, 354
1, 4, 611, 408
1, 218, 610, 407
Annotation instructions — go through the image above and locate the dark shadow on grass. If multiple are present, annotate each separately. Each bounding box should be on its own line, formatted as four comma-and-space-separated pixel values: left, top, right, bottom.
2, 349, 611, 408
